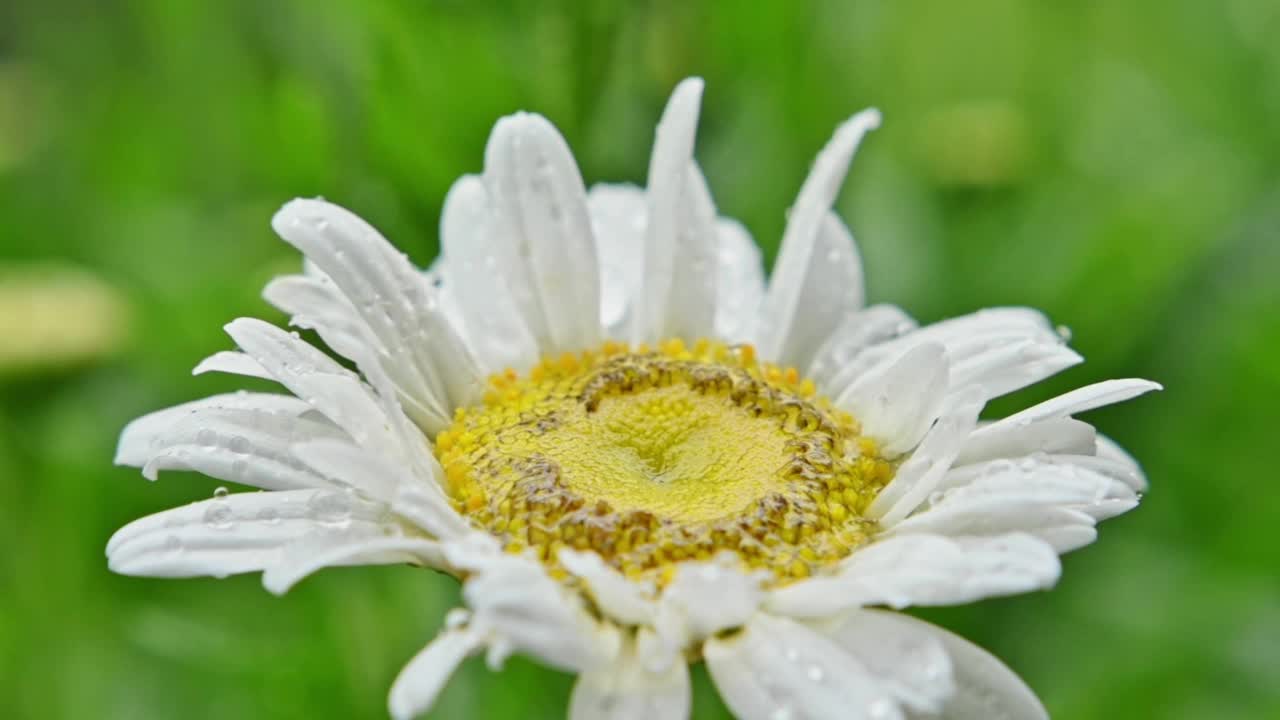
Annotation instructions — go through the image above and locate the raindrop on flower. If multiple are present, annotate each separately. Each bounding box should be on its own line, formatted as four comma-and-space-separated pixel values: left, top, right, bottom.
868, 698, 895, 718
213, 486, 229, 499
196, 428, 218, 447
309, 490, 352, 528
203, 502, 234, 530
444, 608, 472, 630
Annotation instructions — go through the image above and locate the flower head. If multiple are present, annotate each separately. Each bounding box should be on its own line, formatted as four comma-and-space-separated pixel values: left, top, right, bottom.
109, 77, 1158, 719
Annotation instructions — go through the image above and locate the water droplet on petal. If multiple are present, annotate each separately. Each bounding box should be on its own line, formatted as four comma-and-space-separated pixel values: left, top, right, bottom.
203, 502, 234, 530
308, 490, 352, 528
213, 486, 229, 499
196, 429, 218, 447
806, 664, 825, 682
444, 608, 472, 630
868, 698, 895, 719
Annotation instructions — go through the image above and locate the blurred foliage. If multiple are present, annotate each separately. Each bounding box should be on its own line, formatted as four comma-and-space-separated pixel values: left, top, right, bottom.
1, 0, 1278, 718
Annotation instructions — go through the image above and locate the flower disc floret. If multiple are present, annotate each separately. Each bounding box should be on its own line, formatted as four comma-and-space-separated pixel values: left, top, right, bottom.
435, 339, 894, 585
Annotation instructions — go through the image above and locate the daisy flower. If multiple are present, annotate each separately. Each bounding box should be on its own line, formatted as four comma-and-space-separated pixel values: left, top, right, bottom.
109, 77, 1159, 720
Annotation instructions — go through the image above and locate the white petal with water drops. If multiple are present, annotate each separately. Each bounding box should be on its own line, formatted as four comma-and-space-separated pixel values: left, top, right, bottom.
388, 628, 485, 720
482, 113, 602, 355
822, 610, 954, 715
635, 77, 704, 344
758, 109, 880, 367
704, 613, 902, 720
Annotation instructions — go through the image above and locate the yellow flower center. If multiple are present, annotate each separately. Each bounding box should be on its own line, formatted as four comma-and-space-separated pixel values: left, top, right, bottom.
435, 339, 893, 586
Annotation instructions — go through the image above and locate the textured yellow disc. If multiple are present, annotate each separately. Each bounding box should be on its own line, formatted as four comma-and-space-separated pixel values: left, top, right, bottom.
435, 339, 894, 586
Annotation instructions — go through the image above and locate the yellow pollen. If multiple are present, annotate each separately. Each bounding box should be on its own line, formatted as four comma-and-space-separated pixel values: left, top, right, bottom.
435, 339, 894, 586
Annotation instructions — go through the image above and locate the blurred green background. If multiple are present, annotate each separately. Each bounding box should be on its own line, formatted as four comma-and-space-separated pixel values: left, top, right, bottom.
2, 1, 1278, 718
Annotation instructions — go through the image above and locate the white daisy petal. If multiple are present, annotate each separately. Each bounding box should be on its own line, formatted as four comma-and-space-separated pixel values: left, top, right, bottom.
770, 212, 868, 372
636, 77, 704, 344
448, 549, 620, 674
808, 304, 917, 395
106, 489, 398, 578
766, 533, 1060, 617
759, 109, 880, 367
262, 535, 446, 596
887, 497, 1099, 553
869, 385, 986, 525
932, 455, 1140, 522
439, 175, 539, 373
661, 163, 720, 341
223, 317, 400, 455
388, 627, 484, 720
559, 549, 657, 626
116, 392, 345, 490
263, 272, 377, 374
587, 183, 647, 338
820, 610, 954, 715
191, 350, 274, 380
116, 392, 326, 465
834, 308, 1080, 405
839, 342, 949, 456
704, 613, 902, 720
1095, 432, 1150, 492
483, 113, 602, 355
290, 439, 468, 539
569, 630, 691, 720
712, 217, 765, 343
955, 417, 1097, 466
657, 558, 766, 644
948, 338, 1083, 403
915, 618, 1049, 720
975, 378, 1163, 438
271, 198, 481, 425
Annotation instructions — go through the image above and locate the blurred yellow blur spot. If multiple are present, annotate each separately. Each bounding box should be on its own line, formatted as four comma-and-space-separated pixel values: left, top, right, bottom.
0, 264, 131, 374
920, 100, 1030, 187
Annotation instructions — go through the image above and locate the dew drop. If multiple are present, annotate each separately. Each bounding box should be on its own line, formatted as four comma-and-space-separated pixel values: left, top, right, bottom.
1055, 324, 1073, 342
228, 435, 251, 455
203, 502, 234, 530
196, 428, 218, 447
213, 486, 229, 499
257, 507, 281, 525
806, 664, 825, 682
162, 535, 183, 554
868, 698, 895, 718
444, 608, 472, 630
309, 490, 352, 528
